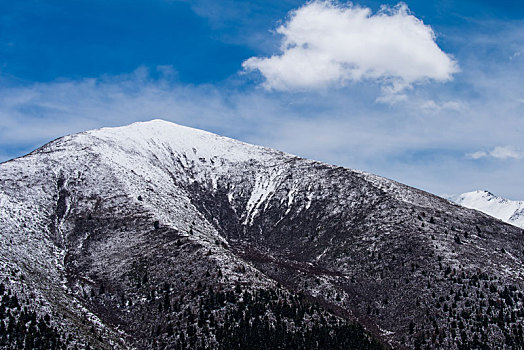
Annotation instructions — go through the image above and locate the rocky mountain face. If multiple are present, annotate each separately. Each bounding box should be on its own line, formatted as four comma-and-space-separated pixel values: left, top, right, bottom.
448, 190, 524, 229
1, 120, 524, 349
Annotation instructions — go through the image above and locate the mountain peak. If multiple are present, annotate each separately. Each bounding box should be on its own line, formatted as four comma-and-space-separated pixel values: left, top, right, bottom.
45, 119, 283, 167
449, 190, 524, 228
89, 119, 217, 142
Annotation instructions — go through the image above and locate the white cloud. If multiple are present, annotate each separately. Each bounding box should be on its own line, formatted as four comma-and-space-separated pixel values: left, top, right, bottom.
467, 151, 488, 160
467, 146, 524, 160
375, 92, 408, 104
490, 146, 524, 160
419, 99, 465, 112
509, 51, 521, 61
242, 1, 458, 94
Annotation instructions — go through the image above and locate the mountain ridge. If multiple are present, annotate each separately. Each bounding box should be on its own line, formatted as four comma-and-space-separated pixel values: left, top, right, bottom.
1, 119, 524, 349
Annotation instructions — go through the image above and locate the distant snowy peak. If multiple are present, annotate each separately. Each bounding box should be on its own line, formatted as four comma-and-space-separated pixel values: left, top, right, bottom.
448, 190, 524, 228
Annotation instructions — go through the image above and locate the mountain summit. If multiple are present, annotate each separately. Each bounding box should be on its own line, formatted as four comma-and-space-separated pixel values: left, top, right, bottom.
448, 190, 524, 229
1, 120, 524, 349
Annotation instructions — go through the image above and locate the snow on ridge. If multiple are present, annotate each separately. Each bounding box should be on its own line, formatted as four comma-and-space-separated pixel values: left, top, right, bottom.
82, 119, 281, 164
448, 190, 524, 229
76, 120, 292, 201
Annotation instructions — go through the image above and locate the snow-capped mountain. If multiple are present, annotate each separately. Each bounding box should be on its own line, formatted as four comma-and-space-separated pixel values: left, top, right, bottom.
448, 190, 524, 228
1, 120, 524, 349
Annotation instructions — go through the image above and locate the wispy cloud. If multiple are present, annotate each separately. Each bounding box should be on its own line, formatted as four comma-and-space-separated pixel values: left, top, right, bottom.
419, 99, 465, 113
468, 146, 524, 160
467, 151, 488, 160
509, 50, 521, 61
242, 1, 458, 98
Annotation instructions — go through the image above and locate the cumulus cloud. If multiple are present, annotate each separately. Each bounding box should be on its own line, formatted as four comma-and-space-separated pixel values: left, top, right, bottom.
242, 1, 458, 94
467, 146, 524, 160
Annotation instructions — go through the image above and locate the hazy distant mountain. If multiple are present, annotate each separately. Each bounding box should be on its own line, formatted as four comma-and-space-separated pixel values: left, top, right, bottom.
448, 190, 524, 228
1, 120, 524, 349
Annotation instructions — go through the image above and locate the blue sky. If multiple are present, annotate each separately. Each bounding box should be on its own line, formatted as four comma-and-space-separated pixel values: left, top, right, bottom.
1, 0, 523, 198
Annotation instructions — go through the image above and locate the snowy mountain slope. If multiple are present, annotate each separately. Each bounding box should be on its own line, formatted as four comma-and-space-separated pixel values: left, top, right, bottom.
0, 120, 295, 348
1, 120, 524, 349
448, 190, 524, 228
